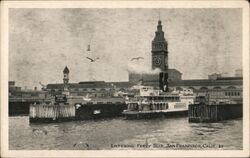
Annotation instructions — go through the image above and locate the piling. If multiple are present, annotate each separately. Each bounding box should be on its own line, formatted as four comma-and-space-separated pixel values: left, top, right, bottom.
29, 103, 75, 123
188, 103, 242, 123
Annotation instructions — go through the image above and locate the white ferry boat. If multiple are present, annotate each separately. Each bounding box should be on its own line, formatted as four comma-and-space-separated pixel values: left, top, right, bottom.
122, 86, 196, 119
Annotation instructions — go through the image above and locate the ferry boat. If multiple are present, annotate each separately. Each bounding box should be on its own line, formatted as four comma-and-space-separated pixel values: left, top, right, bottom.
122, 86, 196, 119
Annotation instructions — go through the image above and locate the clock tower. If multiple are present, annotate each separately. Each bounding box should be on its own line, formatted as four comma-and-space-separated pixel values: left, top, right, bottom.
151, 20, 168, 72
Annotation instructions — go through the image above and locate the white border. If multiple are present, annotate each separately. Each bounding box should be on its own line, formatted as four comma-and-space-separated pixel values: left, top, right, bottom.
1, 1, 249, 157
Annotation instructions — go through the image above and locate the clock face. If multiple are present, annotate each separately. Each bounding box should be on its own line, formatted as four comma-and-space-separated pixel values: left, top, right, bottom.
153, 56, 162, 66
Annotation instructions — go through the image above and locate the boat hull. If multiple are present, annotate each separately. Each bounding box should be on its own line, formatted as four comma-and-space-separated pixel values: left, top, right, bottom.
122, 110, 188, 119
75, 103, 127, 120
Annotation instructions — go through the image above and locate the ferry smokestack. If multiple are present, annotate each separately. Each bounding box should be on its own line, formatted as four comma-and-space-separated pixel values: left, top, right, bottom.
159, 72, 168, 92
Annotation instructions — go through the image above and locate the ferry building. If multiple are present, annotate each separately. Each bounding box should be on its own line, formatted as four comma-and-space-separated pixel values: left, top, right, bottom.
45, 19, 243, 103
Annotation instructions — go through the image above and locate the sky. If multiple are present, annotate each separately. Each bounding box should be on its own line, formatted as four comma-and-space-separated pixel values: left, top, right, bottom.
9, 8, 242, 89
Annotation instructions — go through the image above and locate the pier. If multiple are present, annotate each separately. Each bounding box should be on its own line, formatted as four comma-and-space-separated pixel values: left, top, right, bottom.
188, 103, 242, 123
29, 103, 76, 123
9, 98, 52, 116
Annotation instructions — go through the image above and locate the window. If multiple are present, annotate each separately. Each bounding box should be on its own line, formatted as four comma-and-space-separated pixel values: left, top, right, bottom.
200, 87, 208, 90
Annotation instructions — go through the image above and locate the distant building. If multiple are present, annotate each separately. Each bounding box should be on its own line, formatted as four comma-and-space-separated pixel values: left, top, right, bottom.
47, 67, 135, 97
9, 81, 21, 92
9, 81, 49, 99
9, 81, 21, 97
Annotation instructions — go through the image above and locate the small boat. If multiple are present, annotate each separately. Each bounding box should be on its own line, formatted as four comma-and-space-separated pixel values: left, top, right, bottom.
93, 109, 101, 115
122, 86, 196, 119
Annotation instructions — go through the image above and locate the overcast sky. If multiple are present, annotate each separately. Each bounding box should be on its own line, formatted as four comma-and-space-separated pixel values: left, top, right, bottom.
9, 8, 242, 89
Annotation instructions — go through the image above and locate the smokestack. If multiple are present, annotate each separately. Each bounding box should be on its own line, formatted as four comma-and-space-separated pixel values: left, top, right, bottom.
159, 72, 168, 92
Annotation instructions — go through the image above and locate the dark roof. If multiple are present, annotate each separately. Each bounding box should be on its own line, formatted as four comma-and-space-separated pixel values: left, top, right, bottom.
47, 84, 64, 89
108, 82, 134, 88
47, 83, 112, 89
168, 79, 242, 87
216, 77, 243, 80
63, 66, 69, 73
47, 81, 134, 89
78, 81, 105, 84
142, 77, 242, 87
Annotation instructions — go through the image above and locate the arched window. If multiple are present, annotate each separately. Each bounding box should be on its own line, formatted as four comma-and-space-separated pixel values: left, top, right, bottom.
200, 87, 208, 90
188, 87, 195, 90
100, 88, 106, 91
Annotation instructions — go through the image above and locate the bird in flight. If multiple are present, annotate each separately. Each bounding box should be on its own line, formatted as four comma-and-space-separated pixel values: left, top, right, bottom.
130, 57, 144, 61
86, 57, 99, 62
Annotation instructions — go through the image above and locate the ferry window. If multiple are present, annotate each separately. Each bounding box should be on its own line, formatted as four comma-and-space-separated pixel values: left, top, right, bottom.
225, 92, 227, 96
238, 92, 240, 96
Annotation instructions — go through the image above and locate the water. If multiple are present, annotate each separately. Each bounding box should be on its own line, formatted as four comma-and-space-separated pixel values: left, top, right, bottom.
9, 116, 242, 150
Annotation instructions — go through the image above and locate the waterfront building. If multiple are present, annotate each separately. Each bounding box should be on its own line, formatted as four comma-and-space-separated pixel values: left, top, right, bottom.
9, 81, 21, 95
44, 19, 242, 104
9, 81, 50, 100
47, 79, 135, 98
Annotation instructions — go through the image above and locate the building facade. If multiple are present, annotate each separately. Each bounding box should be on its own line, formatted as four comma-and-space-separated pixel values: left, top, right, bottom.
44, 19, 242, 104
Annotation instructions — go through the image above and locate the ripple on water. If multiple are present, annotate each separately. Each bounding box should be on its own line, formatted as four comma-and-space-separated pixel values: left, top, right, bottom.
9, 116, 242, 150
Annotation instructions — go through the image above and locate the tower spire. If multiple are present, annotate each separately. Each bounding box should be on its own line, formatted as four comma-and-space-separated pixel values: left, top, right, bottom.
158, 10, 161, 21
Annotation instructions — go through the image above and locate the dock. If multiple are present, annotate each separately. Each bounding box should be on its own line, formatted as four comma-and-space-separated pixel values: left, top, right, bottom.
29, 103, 75, 123
9, 97, 52, 116
188, 103, 242, 123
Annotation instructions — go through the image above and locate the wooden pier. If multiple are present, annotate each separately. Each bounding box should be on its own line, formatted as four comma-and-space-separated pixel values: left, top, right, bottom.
188, 103, 242, 123
29, 103, 75, 123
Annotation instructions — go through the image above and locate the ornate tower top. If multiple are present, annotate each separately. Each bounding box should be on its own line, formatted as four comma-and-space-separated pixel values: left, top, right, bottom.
152, 20, 168, 51
63, 66, 69, 74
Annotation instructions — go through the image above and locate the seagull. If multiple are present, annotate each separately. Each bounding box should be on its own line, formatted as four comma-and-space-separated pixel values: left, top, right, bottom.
86, 57, 99, 62
130, 57, 144, 61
